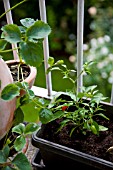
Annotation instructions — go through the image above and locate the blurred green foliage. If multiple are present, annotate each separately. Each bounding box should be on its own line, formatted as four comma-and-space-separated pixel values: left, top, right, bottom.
0, 0, 113, 101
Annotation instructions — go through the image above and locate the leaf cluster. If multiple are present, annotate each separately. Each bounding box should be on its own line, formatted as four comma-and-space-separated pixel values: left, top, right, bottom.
0, 81, 40, 170
0, 18, 51, 67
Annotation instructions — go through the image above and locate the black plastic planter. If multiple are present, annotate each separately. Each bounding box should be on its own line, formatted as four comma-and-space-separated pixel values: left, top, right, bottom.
31, 101, 113, 170
31, 148, 46, 169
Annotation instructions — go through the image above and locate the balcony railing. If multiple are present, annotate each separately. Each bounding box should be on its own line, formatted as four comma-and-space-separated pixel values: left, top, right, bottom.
2, 0, 113, 103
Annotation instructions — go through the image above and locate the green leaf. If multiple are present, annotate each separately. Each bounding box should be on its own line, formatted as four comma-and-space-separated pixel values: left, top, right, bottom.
12, 123, 25, 134
3, 145, 10, 159
51, 110, 64, 121
46, 67, 61, 74
39, 108, 53, 124
20, 41, 43, 67
14, 107, 24, 125
97, 113, 109, 120
0, 150, 7, 163
77, 92, 85, 98
14, 136, 26, 151
0, 39, 7, 50
1, 24, 21, 43
20, 94, 32, 105
20, 18, 35, 28
90, 125, 97, 135
90, 121, 99, 135
99, 125, 108, 131
91, 93, 106, 104
1, 84, 20, 100
12, 153, 32, 170
85, 85, 97, 93
26, 20, 51, 41
48, 57, 54, 66
16, 82, 29, 90
24, 123, 40, 135
55, 60, 64, 65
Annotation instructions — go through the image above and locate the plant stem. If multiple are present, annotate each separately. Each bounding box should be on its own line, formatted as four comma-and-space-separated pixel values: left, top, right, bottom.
0, 48, 19, 53
0, 0, 29, 19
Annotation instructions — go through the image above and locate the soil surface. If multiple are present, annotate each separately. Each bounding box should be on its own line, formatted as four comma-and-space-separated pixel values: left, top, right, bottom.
40, 112, 113, 163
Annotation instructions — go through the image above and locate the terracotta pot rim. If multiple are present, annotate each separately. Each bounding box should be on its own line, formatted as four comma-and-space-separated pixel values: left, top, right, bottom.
5, 59, 37, 89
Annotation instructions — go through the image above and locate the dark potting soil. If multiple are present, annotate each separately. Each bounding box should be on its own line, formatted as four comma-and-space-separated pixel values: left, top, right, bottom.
7, 62, 30, 82
39, 114, 113, 163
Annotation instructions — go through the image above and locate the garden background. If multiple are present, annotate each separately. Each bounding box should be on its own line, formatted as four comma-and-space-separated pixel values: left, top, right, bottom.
0, 0, 113, 102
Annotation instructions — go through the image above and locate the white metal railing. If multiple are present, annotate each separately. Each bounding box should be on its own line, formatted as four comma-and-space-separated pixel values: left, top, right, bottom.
3, 0, 19, 60
39, 0, 52, 97
2, 0, 113, 103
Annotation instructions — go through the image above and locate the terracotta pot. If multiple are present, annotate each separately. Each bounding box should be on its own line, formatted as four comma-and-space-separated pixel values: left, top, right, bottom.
5, 60, 37, 96
0, 58, 16, 140
0, 59, 37, 140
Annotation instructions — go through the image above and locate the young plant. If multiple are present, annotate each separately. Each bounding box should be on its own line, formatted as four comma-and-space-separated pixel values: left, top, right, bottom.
1, 57, 109, 139
0, 17, 51, 67
0, 122, 39, 170
38, 57, 109, 136
0, 81, 40, 170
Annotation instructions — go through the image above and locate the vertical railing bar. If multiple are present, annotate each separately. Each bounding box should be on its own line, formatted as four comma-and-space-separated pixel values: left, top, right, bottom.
76, 0, 84, 93
110, 84, 113, 104
39, 0, 52, 97
3, 0, 19, 60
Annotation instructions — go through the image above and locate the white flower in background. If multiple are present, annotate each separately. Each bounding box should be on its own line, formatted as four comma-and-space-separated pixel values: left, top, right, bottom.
90, 38, 98, 48
108, 54, 113, 61
108, 77, 113, 84
88, 7, 97, 16
100, 47, 109, 55
97, 62, 104, 69
104, 35, 110, 42
101, 72, 108, 79
83, 44, 89, 51
97, 37, 105, 44
110, 71, 113, 77
87, 54, 95, 61
97, 60, 109, 68
69, 55, 76, 63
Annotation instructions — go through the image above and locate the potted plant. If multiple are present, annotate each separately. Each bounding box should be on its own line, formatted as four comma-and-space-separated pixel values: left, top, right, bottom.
0, 0, 51, 143
0, 1, 52, 168
0, 60, 41, 169
30, 57, 113, 170
0, 17, 51, 89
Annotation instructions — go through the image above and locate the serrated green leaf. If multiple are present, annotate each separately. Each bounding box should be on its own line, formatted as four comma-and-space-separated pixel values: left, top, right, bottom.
14, 136, 26, 151
12, 153, 32, 170
1, 84, 20, 100
16, 81, 29, 90
1, 24, 21, 43
20, 18, 35, 28
12, 123, 25, 134
26, 20, 51, 41
24, 123, 39, 135
20, 41, 43, 67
